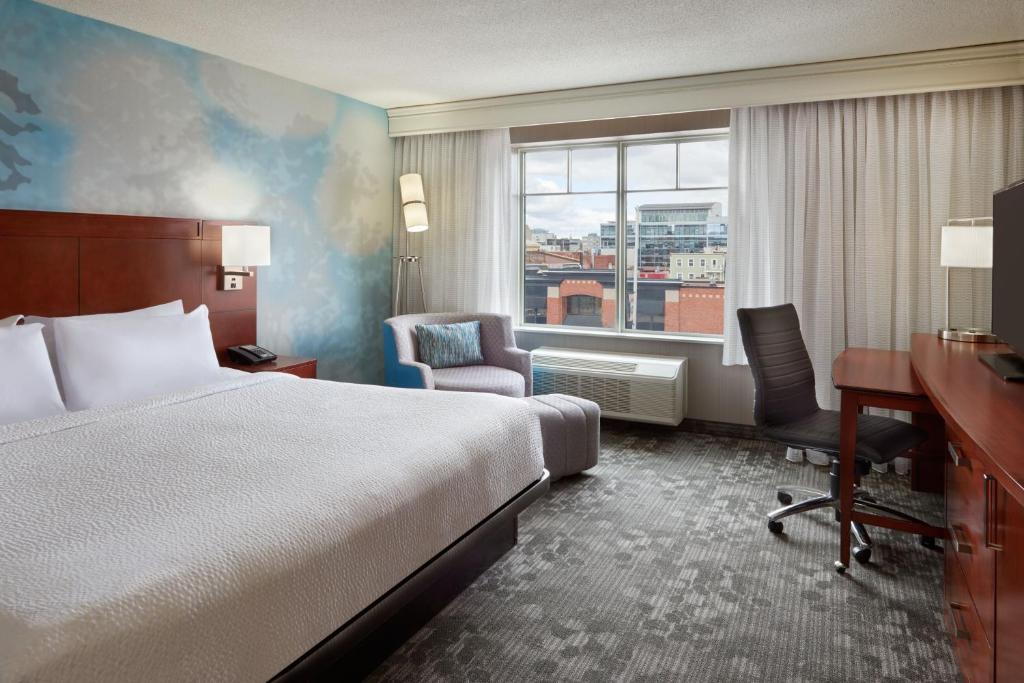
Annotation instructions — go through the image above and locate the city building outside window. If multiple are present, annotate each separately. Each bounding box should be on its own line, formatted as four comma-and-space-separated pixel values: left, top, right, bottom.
518, 132, 728, 336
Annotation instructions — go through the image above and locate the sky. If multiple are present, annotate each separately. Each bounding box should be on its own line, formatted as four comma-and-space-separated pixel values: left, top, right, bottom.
524, 139, 729, 238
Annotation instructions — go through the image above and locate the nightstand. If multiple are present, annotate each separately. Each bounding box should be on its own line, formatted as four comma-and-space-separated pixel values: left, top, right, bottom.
221, 356, 317, 379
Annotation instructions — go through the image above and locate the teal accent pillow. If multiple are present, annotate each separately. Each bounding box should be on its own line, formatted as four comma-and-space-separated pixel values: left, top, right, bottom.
415, 321, 484, 369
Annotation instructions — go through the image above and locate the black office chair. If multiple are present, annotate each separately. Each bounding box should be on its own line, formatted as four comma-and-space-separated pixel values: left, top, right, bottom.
737, 304, 933, 564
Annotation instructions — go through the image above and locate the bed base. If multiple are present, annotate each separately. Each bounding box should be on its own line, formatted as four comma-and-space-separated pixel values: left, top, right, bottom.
271, 470, 551, 682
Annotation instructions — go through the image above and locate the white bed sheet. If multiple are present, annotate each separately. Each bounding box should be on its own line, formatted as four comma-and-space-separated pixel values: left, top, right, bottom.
0, 374, 544, 682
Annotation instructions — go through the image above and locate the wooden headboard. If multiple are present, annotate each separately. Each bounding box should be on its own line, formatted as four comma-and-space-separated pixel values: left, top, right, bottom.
0, 209, 257, 360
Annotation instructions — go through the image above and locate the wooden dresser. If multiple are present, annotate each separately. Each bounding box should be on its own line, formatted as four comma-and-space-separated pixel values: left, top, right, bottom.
911, 333, 1024, 683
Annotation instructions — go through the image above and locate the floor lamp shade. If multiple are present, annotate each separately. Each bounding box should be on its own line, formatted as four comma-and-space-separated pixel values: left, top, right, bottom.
399, 173, 425, 204
399, 173, 429, 232
402, 201, 429, 232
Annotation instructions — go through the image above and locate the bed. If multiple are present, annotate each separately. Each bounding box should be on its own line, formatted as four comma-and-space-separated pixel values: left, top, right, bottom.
0, 209, 550, 681
0, 371, 546, 681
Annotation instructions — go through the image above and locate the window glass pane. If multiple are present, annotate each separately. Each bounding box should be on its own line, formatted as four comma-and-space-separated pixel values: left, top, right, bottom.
626, 143, 675, 190
678, 139, 728, 188
570, 147, 616, 192
524, 193, 616, 329
624, 189, 729, 335
520, 136, 729, 337
524, 149, 567, 193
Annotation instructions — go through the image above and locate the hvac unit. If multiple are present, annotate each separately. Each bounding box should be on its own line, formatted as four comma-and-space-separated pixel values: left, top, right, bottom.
531, 347, 687, 426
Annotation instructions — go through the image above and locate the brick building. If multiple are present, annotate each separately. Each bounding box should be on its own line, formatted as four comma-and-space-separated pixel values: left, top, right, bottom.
662, 286, 724, 335
524, 267, 724, 334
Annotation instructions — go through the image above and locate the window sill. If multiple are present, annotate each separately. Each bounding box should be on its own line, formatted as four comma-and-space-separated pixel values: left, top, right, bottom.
513, 325, 725, 345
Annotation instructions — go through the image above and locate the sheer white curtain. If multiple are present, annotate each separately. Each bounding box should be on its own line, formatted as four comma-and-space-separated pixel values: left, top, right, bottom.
724, 86, 1024, 409
393, 129, 515, 315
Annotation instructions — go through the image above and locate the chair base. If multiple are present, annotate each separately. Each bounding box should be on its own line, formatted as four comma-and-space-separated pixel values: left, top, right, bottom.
766, 458, 935, 564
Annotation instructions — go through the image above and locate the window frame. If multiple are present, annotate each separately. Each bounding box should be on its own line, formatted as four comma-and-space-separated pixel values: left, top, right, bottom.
515, 130, 728, 340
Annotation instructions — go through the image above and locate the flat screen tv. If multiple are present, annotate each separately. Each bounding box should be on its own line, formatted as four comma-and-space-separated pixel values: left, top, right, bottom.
982, 178, 1024, 380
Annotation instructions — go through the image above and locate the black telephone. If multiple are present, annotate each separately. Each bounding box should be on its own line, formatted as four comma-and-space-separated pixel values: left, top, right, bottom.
227, 344, 278, 365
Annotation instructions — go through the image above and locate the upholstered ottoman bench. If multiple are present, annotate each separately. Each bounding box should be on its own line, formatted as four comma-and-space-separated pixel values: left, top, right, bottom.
524, 394, 600, 481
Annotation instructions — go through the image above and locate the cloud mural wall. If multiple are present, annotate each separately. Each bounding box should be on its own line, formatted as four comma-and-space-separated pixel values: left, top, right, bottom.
0, 0, 394, 382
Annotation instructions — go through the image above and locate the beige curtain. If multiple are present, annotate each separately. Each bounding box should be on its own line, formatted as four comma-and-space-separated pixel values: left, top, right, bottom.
392, 129, 514, 315
723, 86, 1024, 409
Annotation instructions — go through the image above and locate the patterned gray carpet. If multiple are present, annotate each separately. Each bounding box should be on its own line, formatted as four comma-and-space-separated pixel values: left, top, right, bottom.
370, 423, 957, 683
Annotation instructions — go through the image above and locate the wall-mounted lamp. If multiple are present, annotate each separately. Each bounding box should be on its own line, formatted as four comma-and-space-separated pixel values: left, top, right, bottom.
220, 225, 271, 291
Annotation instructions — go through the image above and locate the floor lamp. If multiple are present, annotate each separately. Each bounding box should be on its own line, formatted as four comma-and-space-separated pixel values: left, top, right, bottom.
394, 173, 429, 315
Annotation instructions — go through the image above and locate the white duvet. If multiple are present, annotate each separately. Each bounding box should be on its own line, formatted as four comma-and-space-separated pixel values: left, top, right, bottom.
0, 374, 544, 682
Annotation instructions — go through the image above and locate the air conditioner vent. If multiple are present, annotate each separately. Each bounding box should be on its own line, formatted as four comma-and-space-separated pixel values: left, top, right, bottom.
530, 354, 638, 374
531, 347, 687, 426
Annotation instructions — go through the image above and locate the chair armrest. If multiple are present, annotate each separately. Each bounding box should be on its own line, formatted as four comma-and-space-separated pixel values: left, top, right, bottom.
488, 346, 533, 396
383, 320, 433, 389
391, 360, 434, 390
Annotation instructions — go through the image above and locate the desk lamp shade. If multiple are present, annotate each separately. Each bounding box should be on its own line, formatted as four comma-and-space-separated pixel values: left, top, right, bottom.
940, 225, 993, 268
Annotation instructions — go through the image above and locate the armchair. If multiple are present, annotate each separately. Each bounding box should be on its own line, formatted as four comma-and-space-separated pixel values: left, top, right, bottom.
382, 313, 532, 397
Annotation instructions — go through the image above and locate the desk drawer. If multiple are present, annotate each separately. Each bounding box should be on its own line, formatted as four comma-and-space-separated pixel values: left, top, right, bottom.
946, 547, 993, 683
946, 429, 996, 646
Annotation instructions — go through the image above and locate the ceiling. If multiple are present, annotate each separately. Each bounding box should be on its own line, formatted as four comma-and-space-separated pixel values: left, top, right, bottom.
42, 0, 1024, 110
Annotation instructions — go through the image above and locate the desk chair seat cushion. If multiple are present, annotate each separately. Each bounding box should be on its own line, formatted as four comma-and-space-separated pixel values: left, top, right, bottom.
764, 409, 927, 464
431, 365, 527, 397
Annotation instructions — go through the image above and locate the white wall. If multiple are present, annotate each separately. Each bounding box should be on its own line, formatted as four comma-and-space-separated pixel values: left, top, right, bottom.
514, 330, 755, 425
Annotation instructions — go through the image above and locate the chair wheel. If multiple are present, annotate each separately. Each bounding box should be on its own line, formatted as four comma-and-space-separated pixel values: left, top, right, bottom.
776, 491, 793, 505
920, 536, 938, 550
834, 561, 847, 574
768, 519, 784, 534
853, 545, 872, 564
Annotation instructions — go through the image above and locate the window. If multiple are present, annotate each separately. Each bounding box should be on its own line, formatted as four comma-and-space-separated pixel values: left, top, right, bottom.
518, 133, 728, 336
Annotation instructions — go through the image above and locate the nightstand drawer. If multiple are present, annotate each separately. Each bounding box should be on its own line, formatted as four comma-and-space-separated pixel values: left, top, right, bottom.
221, 356, 317, 379
276, 360, 317, 379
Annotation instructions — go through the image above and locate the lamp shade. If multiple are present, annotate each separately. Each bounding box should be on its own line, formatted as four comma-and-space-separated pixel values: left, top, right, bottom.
940, 225, 993, 268
221, 225, 271, 266
399, 173, 425, 204
402, 201, 429, 233
399, 173, 429, 232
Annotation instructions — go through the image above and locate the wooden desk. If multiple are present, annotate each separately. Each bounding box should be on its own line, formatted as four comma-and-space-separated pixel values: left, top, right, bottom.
832, 349, 946, 572
911, 333, 1024, 683
835, 336, 1024, 682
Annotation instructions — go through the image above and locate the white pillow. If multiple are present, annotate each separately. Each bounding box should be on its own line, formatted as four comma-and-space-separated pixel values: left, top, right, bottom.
0, 314, 24, 327
0, 324, 66, 425
54, 305, 221, 411
25, 300, 184, 395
